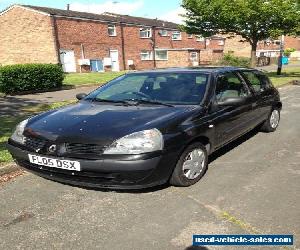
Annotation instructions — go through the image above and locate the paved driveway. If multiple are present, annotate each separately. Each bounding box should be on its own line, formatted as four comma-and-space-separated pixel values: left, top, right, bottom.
0, 86, 299, 250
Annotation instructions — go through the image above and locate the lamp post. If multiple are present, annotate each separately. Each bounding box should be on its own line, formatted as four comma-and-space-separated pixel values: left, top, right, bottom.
277, 35, 285, 75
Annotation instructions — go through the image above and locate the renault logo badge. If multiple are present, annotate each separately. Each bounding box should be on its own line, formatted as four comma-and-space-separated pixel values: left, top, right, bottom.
48, 145, 57, 153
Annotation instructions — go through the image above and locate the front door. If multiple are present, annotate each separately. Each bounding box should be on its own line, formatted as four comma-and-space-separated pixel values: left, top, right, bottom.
110, 50, 120, 72
211, 71, 253, 148
60, 49, 76, 73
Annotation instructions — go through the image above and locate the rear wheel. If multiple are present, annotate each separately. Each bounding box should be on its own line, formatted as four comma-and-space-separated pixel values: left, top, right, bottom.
261, 108, 280, 132
170, 143, 208, 187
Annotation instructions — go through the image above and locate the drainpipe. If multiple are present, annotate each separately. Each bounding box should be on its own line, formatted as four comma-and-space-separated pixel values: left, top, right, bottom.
152, 26, 156, 69
79, 44, 85, 73
50, 15, 62, 65
120, 22, 126, 70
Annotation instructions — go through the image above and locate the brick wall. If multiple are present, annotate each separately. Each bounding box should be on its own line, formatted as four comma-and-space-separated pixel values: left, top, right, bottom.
55, 17, 124, 72
223, 35, 252, 58
225, 34, 300, 59
0, 6, 58, 65
156, 50, 191, 68
0, 6, 226, 71
285, 36, 300, 50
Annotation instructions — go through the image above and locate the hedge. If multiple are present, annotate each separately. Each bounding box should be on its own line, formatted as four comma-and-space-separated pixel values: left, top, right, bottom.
219, 53, 251, 68
0, 64, 65, 94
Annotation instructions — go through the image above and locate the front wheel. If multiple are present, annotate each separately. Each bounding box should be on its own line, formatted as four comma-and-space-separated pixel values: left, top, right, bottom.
170, 143, 208, 187
261, 108, 280, 132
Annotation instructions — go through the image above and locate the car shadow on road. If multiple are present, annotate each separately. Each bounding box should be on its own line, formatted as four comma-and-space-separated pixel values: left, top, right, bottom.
208, 127, 260, 164
0, 96, 41, 116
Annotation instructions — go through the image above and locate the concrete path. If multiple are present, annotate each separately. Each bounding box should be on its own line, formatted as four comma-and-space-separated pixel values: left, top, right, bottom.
0, 85, 97, 116
256, 61, 300, 72
0, 85, 299, 250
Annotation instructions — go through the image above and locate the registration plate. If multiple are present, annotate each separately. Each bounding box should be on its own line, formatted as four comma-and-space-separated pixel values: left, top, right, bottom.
28, 154, 81, 171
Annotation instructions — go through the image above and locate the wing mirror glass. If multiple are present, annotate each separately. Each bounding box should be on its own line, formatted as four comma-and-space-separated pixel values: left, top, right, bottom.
76, 93, 87, 100
217, 97, 247, 107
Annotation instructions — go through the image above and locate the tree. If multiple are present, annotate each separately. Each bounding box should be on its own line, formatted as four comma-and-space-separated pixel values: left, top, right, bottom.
182, 0, 300, 67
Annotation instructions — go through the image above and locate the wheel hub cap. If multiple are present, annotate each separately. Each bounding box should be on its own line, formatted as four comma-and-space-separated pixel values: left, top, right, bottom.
182, 149, 205, 180
270, 110, 279, 129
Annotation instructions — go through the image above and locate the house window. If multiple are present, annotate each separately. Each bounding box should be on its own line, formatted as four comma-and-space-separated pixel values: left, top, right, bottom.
172, 31, 182, 40
218, 40, 225, 45
155, 50, 168, 60
159, 30, 168, 36
108, 24, 116, 36
140, 50, 153, 60
206, 39, 210, 45
187, 34, 193, 39
140, 28, 152, 38
196, 35, 205, 42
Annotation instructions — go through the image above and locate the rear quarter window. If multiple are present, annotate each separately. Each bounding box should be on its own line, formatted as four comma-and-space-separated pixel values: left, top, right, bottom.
242, 71, 272, 92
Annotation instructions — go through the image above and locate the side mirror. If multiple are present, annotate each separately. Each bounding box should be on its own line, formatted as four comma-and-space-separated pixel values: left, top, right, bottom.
217, 97, 247, 107
76, 93, 87, 100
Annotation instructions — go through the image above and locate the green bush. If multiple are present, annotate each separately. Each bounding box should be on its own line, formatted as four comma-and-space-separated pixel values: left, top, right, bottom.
283, 48, 296, 57
0, 64, 65, 94
219, 53, 251, 68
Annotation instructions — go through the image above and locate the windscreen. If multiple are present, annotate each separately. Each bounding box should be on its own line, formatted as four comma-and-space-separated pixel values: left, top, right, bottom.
85, 72, 209, 105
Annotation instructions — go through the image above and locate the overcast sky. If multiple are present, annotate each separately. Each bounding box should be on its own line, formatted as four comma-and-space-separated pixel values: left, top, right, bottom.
0, 0, 185, 23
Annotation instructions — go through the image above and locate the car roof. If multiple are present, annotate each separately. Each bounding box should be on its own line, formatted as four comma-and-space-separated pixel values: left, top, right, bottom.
126, 67, 257, 74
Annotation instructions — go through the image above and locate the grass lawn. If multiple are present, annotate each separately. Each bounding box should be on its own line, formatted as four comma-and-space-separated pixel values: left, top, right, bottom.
63, 71, 126, 86
62, 68, 299, 88
0, 100, 75, 165
267, 67, 300, 87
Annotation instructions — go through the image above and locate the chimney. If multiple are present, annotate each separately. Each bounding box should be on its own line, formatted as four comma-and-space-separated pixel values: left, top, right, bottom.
66, 4, 70, 11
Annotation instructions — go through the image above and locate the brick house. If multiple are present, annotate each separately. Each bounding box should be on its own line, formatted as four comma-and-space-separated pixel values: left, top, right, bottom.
0, 5, 225, 72
224, 34, 300, 60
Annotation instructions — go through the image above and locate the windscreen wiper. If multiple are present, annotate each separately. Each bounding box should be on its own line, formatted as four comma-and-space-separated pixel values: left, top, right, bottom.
125, 99, 174, 107
92, 98, 133, 106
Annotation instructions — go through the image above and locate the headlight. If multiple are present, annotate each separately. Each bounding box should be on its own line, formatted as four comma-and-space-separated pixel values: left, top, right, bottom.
103, 129, 164, 155
11, 119, 29, 144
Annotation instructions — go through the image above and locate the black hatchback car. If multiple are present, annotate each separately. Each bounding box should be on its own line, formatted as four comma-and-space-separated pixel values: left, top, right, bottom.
7, 67, 282, 189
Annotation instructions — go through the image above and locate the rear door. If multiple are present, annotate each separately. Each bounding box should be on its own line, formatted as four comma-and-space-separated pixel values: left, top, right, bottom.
240, 70, 273, 124
211, 71, 254, 147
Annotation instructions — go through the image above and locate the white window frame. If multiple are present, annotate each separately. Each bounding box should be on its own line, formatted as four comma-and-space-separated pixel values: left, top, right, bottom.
218, 40, 225, 46
159, 30, 168, 37
108, 24, 117, 36
140, 28, 152, 38
172, 31, 182, 40
155, 49, 168, 61
140, 50, 153, 60
206, 39, 210, 46
187, 34, 193, 39
196, 35, 205, 42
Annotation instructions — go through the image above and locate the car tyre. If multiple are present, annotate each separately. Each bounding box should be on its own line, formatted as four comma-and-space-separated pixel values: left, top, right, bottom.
170, 142, 208, 187
261, 108, 280, 132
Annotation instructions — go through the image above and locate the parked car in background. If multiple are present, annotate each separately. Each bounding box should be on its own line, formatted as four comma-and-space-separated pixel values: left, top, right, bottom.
7, 67, 282, 189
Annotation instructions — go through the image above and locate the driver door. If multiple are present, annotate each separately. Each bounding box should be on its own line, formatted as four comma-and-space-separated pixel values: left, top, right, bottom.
211, 71, 253, 148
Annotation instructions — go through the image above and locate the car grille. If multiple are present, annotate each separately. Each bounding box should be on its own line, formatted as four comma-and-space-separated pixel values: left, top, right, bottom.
23, 136, 104, 158
65, 143, 104, 155
24, 137, 47, 152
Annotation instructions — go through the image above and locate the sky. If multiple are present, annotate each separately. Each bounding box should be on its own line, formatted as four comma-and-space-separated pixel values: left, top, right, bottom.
0, 0, 185, 23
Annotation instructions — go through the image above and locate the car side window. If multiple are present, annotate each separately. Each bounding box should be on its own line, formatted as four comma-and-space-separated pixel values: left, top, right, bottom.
242, 71, 271, 92
215, 72, 250, 101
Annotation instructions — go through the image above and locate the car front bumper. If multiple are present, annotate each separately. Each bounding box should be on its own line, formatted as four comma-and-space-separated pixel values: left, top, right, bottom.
7, 142, 178, 190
